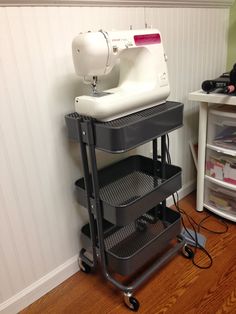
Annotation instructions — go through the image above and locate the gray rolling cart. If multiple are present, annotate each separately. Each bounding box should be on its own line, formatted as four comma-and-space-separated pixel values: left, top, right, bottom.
65, 101, 193, 311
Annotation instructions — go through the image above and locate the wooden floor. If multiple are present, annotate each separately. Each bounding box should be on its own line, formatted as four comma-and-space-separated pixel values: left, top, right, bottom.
21, 192, 236, 314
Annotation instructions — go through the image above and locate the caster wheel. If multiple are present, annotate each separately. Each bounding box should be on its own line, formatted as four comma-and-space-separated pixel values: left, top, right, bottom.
182, 245, 194, 259
177, 235, 184, 242
124, 293, 140, 312
78, 259, 91, 273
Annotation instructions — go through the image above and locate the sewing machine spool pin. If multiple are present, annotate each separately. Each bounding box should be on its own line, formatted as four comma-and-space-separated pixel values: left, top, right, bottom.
92, 76, 98, 94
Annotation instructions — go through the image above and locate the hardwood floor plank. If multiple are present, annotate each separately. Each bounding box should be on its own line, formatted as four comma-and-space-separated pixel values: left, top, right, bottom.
21, 192, 236, 314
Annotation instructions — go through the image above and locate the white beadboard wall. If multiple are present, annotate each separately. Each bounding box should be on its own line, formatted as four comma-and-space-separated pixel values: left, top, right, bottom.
0, 6, 228, 313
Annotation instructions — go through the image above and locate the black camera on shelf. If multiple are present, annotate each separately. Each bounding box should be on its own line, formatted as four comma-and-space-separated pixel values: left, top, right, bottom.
202, 63, 236, 94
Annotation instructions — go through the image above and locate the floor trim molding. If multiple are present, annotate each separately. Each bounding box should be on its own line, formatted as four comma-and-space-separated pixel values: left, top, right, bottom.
167, 179, 196, 207
0, 256, 79, 314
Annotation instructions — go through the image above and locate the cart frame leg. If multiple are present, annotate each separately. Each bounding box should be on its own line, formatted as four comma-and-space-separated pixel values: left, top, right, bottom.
78, 117, 185, 295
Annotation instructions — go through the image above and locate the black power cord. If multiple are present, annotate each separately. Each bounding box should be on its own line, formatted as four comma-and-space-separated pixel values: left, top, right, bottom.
164, 134, 229, 269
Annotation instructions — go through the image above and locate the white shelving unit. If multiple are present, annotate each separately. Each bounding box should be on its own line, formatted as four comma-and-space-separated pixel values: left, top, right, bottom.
189, 90, 236, 221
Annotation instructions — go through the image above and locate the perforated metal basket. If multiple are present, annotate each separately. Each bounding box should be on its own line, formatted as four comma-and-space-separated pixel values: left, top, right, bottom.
75, 155, 182, 226
65, 101, 183, 153
81, 207, 181, 276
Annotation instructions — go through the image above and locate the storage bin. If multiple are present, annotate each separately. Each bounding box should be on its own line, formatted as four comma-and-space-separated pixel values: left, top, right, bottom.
204, 180, 236, 215
207, 105, 236, 151
75, 155, 182, 226
205, 148, 236, 185
81, 207, 182, 276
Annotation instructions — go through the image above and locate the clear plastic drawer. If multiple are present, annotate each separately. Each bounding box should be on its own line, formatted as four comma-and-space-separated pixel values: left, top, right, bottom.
207, 105, 236, 152
204, 180, 236, 215
205, 148, 236, 185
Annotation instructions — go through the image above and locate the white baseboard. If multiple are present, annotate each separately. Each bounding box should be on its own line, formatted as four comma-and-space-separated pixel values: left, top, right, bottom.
167, 179, 196, 207
0, 255, 79, 314
0, 180, 196, 314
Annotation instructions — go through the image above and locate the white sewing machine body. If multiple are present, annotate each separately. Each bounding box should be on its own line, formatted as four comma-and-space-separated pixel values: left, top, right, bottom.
72, 29, 170, 121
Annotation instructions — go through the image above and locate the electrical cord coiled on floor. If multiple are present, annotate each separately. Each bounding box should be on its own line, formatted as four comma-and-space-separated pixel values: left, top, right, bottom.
164, 134, 229, 269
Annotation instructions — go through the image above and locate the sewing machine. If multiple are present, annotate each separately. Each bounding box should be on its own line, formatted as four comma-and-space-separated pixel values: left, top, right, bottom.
72, 29, 170, 121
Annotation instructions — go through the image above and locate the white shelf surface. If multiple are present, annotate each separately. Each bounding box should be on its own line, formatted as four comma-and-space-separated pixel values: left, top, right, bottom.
205, 175, 236, 191
207, 144, 236, 157
204, 203, 236, 221
189, 90, 236, 105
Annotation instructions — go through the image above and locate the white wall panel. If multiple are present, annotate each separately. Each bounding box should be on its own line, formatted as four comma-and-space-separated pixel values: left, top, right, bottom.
0, 6, 229, 312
